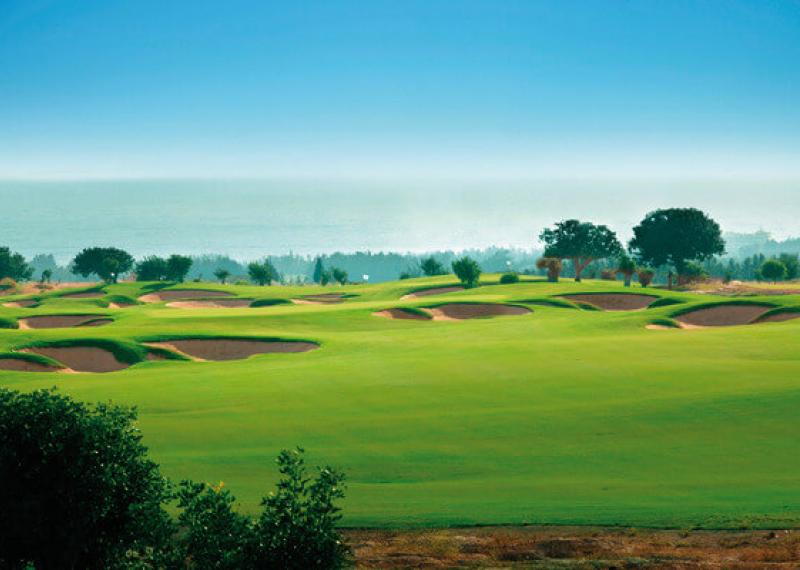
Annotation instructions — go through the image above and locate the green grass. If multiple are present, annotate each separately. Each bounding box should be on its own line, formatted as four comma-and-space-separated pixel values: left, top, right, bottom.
2, 276, 800, 529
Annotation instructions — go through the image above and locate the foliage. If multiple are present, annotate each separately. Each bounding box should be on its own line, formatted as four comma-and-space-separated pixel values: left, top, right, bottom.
600, 269, 616, 280
637, 268, 655, 288
214, 268, 231, 284
0, 246, 32, 282
72, 247, 134, 283
312, 257, 325, 284
248, 259, 279, 286
166, 255, 193, 282
0, 316, 18, 329
320, 270, 332, 286
759, 259, 787, 282
616, 255, 637, 287
0, 277, 19, 294
451, 257, 481, 288
677, 261, 709, 285
0, 388, 171, 570
535, 257, 562, 282
136, 256, 169, 281
539, 220, 622, 282
499, 272, 519, 284
331, 267, 349, 285
629, 208, 725, 276
777, 253, 799, 280
420, 256, 447, 276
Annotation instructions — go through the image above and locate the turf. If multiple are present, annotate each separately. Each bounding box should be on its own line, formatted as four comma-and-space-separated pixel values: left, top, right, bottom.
1, 276, 800, 529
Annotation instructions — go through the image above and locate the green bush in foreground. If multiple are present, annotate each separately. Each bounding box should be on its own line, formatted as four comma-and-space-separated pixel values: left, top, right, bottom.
0, 388, 350, 570
499, 272, 520, 284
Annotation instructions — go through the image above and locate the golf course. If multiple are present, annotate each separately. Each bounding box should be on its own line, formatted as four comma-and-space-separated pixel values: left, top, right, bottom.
1, 276, 798, 530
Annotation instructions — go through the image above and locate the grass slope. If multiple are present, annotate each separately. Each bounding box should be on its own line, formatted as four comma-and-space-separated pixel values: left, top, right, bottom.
1, 276, 800, 529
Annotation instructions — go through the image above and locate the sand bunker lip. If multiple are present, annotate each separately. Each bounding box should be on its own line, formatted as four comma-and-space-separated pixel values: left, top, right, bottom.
0, 357, 63, 373
61, 290, 105, 299
23, 346, 130, 373
374, 308, 433, 320
19, 315, 112, 329
166, 299, 254, 309
559, 293, 658, 311
401, 286, 464, 299
753, 309, 800, 324
3, 299, 38, 308
674, 303, 774, 327
292, 293, 351, 305
138, 289, 235, 303
143, 338, 319, 361
425, 303, 531, 320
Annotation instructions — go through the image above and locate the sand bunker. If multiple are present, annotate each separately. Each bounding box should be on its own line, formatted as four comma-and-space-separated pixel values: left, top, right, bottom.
293, 293, 348, 305
3, 299, 38, 308
752, 309, 800, 324
145, 338, 319, 361
24, 346, 130, 373
166, 299, 254, 309
374, 308, 432, 320
139, 289, 235, 303
0, 357, 62, 373
19, 315, 112, 329
61, 290, 105, 299
675, 304, 773, 327
401, 286, 464, 299
560, 294, 658, 311
426, 303, 531, 320
109, 302, 136, 309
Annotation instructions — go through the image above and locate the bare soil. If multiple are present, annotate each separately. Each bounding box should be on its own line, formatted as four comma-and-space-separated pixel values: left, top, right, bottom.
138, 289, 235, 303
402, 286, 464, 299
0, 357, 61, 373
3, 299, 38, 308
374, 308, 432, 320
19, 315, 111, 329
293, 293, 349, 304
560, 293, 658, 311
754, 310, 800, 324
166, 299, 254, 309
61, 290, 105, 299
427, 303, 531, 320
676, 305, 773, 327
24, 346, 130, 373
145, 338, 318, 361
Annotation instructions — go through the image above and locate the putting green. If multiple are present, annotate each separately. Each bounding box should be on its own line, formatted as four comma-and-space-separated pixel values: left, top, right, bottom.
1, 276, 799, 529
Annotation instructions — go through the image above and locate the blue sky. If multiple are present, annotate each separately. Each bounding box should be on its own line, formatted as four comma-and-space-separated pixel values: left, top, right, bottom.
1, 0, 799, 180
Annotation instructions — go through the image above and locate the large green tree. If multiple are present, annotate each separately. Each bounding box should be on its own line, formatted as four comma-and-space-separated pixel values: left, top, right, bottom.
451, 256, 481, 288
248, 259, 279, 286
166, 254, 193, 282
628, 208, 725, 283
539, 220, 622, 282
71, 247, 134, 283
0, 246, 32, 281
420, 256, 446, 276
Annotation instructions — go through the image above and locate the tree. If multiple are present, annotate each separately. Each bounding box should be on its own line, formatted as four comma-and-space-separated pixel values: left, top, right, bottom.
629, 208, 725, 288
248, 260, 278, 286
166, 254, 193, 282
331, 267, 348, 285
214, 268, 231, 284
320, 270, 332, 286
72, 247, 134, 283
40, 268, 53, 284
536, 257, 562, 282
616, 255, 637, 287
760, 259, 787, 283
778, 253, 799, 280
0, 388, 171, 570
420, 256, 446, 276
135, 256, 168, 281
312, 257, 325, 284
0, 246, 32, 281
539, 220, 622, 282
451, 257, 481, 288
637, 268, 655, 288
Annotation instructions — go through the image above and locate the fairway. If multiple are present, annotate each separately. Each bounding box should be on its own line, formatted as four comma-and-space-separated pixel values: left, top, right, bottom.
2, 276, 799, 529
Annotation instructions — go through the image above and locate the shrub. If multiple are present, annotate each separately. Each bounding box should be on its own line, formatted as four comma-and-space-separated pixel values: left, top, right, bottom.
248, 260, 279, 286
0, 316, 18, 329
637, 268, 655, 288
677, 261, 708, 285
136, 256, 169, 281
600, 269, 616, 281
166, 255, 193, 282
760, 259, 788, 283
420, 257, 446, 276
0, 247, 32, 282
331, 267, 348, 285
499, 272, 520, 284
451, 257, 481, 288
214, 268, 231, 284
616, 255, 637, 287
536, 257, 562, 282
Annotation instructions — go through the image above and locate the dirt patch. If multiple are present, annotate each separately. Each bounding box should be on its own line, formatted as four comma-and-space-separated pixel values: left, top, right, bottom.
755, 310, 800, 324
166, 299, 254, 309
401, 286, 464, 299
560, 293, 658, 311
19, 315, 111, 329
646, 324, 674, 330
61, 290, 105, 299
374, 308, 432, 320
676, 304, 773, 327
24, 346, 130, 373
3, 299, 38, 308
138, 289, 234, 303
109, 302, 136, 309
427, 303, 531, 320
293, 293, 348, 305
144, 339, 318, 361
0, 357, 62, 373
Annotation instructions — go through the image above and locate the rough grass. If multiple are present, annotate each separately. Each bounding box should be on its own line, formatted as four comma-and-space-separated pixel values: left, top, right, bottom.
0, 316, 18, 329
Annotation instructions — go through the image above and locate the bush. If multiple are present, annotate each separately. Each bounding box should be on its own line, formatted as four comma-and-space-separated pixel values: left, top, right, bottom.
760, 259, 788, 282
677, 261, 708, 285
248, 260, 279, 286
499, 272, 519, 284
0, 247, 32, 282
616, 255, 637, 287
331, 267, 348, 285
451, 257, 481, 288
637, 268, 655, 288
536, 257, 562, 282
420, 257, 446, 276
600, 269, 616, 280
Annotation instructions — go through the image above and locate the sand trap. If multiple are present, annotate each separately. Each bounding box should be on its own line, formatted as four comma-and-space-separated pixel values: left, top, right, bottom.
166, 299, 254, 309
646, 324, 676, 331
401, 286, 464, 299
138, 289, 235, 303
675, 304, 773, 327
426, 303, 531, 320
0, 357, 62, 373
144, 338, 319, 361
293, 293, 348, 305
19, 315, 112, 329
109, 302, 136, 309
24, 346, 130, 373
374, 308, 432, 320
752, 309, 800, 324
61, 290, 105, 299
3, 299, 38, 308
560, 294, 658, 311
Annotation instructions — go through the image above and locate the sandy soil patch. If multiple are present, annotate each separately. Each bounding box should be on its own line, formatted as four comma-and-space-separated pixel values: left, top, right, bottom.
293, 293, 348, 305
144, 339, 318, 361
61, 290, 105, 299
426, 303, 531, 320
401, 286, 464, 299
374, 308, 432, 320
753, 310, 800, 324
19, 315, 111, 329
109, 302, 136, 309
24, 346, 130, 373
138, 289, 234, 303
560, 293, 658, 311
646, 324, 674, 330
3, 299, 38, 308
0, 357, 62, 373
166, 299, 254, 309
675, 304, 773, 327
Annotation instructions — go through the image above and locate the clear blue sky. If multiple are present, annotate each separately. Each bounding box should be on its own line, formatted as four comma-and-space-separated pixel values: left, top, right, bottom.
1, 0, 799, 180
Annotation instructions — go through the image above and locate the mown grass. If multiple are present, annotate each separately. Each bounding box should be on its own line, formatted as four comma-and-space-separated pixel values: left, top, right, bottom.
2, 275, 800, 529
